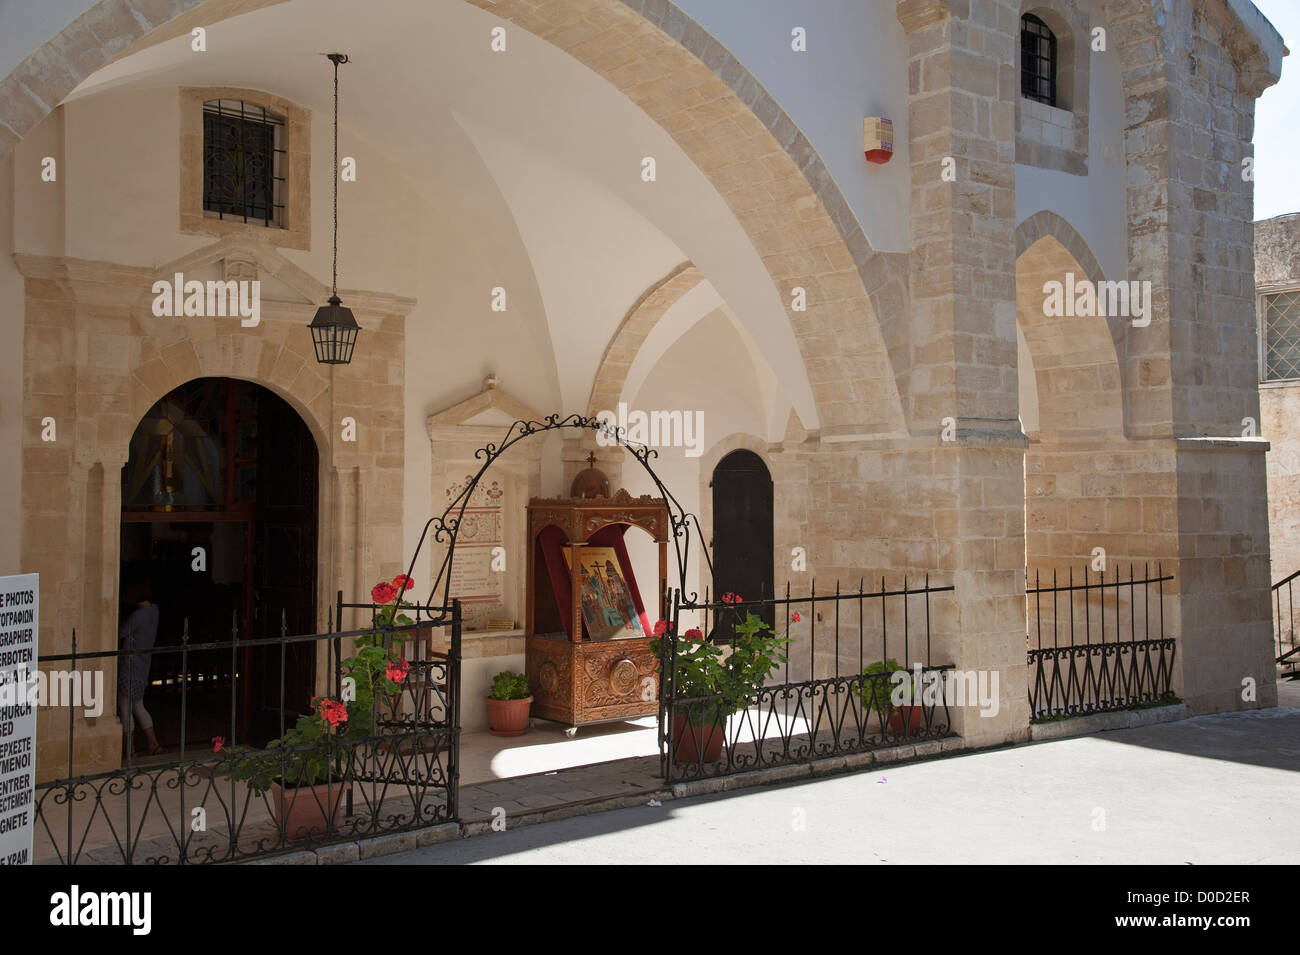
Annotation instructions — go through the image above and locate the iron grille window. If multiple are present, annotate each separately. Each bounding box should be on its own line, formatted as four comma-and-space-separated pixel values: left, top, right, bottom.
1264, 289, 1300, 381
1021, 13, 1058, 107
202, 99, 285, 227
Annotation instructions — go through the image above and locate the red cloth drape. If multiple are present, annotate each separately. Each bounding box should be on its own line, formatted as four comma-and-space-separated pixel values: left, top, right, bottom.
535, 523, 651, 639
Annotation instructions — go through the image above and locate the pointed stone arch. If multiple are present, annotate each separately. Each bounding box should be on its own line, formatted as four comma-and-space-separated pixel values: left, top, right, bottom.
1015, 210, 1126, 441
587, 262, 704, 417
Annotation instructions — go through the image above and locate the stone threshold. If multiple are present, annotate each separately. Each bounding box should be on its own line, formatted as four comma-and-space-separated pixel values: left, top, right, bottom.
1028, 703, 1189, 742
248, 736, 969, 865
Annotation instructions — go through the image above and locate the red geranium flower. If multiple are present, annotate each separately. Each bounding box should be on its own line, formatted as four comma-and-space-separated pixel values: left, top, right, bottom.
371, 581, 398, 605
721, 592, 741, 605
392, 574, 415, 592
316, 697, 348, 728
791, 611, 802, 623
653, 620, 668, 637
211, 736, 224, 753
683, 628, 703, 641
386, 659, 410, 683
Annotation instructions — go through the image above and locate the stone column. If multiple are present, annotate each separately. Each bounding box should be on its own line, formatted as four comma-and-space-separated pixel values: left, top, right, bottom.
1101, 2, 1281, 711
898, 0, 1028, 745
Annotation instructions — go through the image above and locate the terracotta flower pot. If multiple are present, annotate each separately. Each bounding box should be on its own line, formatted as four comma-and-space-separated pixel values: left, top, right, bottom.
486, 695, 533, 737
671, 714, 725, 763
271, 780, 346, 842
888, 704, 924, 737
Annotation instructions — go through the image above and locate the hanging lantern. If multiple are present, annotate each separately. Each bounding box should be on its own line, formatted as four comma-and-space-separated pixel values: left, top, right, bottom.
309, 294, 359, 364
309, 52, 359, 365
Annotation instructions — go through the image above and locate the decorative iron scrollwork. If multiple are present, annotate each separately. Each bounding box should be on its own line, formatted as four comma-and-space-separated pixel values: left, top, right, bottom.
400, 413, 711, 623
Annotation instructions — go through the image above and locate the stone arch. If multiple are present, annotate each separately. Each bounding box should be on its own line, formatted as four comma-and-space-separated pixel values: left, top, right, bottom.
587, 262, 703, 417
697, 431, 773, 490
1015, 210, 1126, 440
0, 0, 910, 436
115, 274, 336, 468
123, 363, 331, 471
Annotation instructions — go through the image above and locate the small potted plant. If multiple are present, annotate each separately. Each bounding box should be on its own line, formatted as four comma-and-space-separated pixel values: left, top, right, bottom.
659, 627, 728, 763
860, 659, 924, 736
651, 603, 790, 764
485, 670, 532, 737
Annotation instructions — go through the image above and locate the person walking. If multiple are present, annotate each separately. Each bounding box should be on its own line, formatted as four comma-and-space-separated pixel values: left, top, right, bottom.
119, 573, 162, 756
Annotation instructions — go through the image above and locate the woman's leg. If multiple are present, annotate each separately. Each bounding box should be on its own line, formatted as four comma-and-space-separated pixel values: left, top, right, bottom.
120, 695, 160, 753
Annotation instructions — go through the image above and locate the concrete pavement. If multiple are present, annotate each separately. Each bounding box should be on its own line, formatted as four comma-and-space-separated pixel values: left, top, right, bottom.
360, 698, 1300, 865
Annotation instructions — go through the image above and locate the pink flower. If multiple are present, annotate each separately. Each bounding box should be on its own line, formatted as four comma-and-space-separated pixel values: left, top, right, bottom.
392, 574, 415, 592
212, 736, 224, 753
371, 581, 398, 605
386, 659, 410, 683
653, 620, 668, 637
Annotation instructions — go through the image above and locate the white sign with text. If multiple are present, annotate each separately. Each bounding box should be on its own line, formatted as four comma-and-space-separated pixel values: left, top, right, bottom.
0, 573, 37, 865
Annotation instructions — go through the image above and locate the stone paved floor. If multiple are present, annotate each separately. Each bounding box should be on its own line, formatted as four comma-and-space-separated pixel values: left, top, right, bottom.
458, 715, 659, 787
459, 755, 664, 821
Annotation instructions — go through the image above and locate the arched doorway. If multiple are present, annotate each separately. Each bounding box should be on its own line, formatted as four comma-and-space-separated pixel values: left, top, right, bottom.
710, 449, 774, 642
119, 377, 318, 751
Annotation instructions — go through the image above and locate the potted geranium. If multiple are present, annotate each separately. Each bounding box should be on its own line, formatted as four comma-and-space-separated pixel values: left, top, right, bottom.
485, 670, 532, 736
651, 599, 790, 764
860, 659, 924, 737
216, 575, 414, 841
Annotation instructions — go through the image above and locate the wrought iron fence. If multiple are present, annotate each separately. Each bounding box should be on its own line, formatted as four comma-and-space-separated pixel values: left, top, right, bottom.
1274, 569, 1298, 674
32, 597, 461, 864
659, 578, 957, 782
1027, 564, 1176, 721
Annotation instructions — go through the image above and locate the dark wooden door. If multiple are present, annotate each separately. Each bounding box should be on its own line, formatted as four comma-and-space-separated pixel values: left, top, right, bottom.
710, 450, 773, 643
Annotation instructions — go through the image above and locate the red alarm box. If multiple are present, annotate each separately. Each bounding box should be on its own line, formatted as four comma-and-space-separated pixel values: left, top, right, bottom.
863, 117, 894, 164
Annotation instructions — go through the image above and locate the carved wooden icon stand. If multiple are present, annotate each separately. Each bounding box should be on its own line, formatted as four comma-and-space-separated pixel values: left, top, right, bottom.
525, 467, 667, 735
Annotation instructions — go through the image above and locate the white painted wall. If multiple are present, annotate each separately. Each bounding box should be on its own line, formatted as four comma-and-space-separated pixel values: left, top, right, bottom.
622, 309, 771, 609
674, 0, 912, 254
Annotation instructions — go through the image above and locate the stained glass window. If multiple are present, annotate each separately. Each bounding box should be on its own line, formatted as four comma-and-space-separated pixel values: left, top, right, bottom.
123, 381, 224, 509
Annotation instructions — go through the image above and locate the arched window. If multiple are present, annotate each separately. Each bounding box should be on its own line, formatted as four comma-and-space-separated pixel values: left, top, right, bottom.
1021, 13, 1058, 106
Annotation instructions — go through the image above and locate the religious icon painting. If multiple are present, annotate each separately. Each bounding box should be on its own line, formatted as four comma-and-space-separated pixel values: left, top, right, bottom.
566, 546, 642, 640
